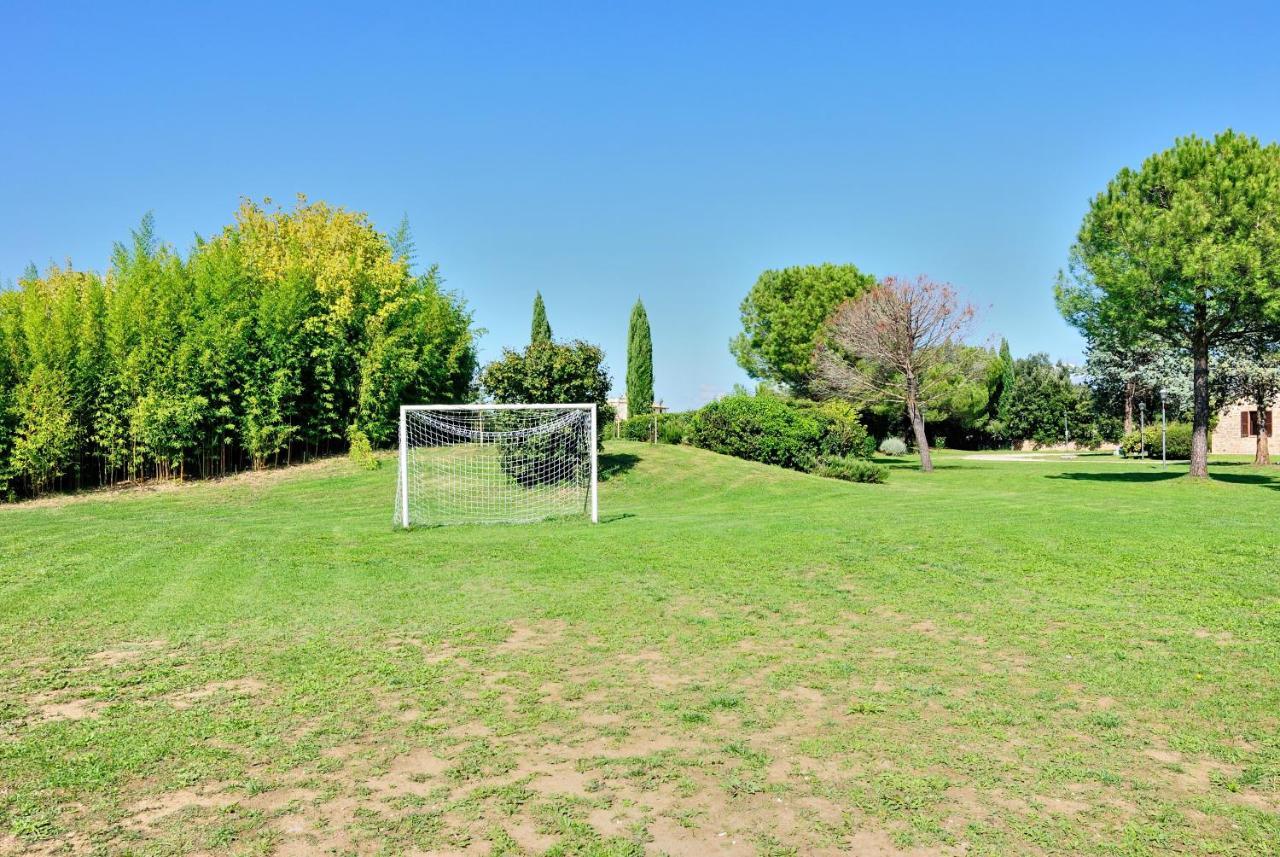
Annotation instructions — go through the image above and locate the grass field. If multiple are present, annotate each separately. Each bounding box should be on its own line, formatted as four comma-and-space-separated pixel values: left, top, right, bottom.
1, 443, 1278, 856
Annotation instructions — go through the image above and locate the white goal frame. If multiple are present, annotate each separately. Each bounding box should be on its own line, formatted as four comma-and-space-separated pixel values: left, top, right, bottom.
398, 403, 598, 528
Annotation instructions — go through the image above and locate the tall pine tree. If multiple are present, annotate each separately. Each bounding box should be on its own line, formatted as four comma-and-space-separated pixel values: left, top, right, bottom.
531, 292, 552, 344
626, 299, 653, 416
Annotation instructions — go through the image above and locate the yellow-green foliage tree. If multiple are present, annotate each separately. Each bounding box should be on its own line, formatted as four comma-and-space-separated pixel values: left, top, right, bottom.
0, 197, 477, 499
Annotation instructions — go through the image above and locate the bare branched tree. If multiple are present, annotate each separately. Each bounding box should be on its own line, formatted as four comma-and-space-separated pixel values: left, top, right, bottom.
814, 275, 979, 472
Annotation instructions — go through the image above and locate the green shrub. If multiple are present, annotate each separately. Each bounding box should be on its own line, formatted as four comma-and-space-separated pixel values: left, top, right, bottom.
687, 394, 869, 471
687, 394, 820, 471
619, 412, 688, 444
347, 427, 379, 470
793, 400, 870, 458
1120, 422, 1195, 459
479, 339, 611, 453
657, 412, 690, 445
810, 455, 888, 484
878, 437, 908, 456
482, 409, 593, 488
618, 414, 650, 441
687, 394, 819, 470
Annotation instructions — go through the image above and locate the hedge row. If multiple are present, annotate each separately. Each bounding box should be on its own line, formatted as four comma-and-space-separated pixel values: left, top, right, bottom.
685, 394, 873, 472
1120, 422, 1196, 459
616, 412, 690, 445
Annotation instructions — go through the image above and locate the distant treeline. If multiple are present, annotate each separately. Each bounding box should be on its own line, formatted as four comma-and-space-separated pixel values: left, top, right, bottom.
0, 198, 477, 498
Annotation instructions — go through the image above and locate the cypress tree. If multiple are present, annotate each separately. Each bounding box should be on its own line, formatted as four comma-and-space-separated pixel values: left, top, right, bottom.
626, 299, 653, 416
996, 338, 1016, 434
531, 292, 552, 345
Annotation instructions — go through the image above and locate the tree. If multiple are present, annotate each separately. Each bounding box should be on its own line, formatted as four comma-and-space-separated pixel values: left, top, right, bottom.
626, 299, 653, 416
731, 263, 876, 395
0, 197, 478, 499
979, 338, 1015, 443
10, 364, 77, 496
388, 213, 416, 266
479, 340, 612, 445
0, 294, 19, 494
481, 340, 610, 410
1001, 354, 1103, 447
1219, 337, 1280, 466
1082, 337, 1190, 434
531, 292, 552, 345
813, 275, 979, 472
1057, 266, 1190, 435
861, 343, 996, 448
921, 344, 997, 441
1062, 130, 1280, 477
356, 265, 477, 445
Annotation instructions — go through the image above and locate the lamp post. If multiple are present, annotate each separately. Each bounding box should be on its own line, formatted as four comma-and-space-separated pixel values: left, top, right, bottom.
1159, 388, 1167, 468
1138, 402, 1146, 459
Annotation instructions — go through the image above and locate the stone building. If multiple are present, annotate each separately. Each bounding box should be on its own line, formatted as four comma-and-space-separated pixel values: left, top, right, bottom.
606, 396, 667, 423
1211, 399, 1277, 456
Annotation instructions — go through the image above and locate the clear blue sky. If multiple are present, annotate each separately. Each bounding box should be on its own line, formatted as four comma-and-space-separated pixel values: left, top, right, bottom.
3, 2, 1278, 409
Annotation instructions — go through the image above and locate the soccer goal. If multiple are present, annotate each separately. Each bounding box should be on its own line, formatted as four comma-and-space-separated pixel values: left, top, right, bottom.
395, 404, 598, 528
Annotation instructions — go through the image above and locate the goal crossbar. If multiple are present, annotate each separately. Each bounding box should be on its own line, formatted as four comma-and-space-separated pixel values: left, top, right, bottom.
396, 403, 598, 528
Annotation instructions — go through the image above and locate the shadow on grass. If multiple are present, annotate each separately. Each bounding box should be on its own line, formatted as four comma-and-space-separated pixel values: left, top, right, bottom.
599, 452, 640, 481
1208, 460, 1278, 469
871, 455, 958, 471
1046, 471, 1183, 483
1210, 472, 1280, 490
1046, 469, 1279, 488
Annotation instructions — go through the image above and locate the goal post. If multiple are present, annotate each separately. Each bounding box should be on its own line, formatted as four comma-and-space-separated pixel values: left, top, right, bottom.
395, 403, 598, 528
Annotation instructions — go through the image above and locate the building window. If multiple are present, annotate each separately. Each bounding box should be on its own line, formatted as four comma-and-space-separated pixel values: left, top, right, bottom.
1240, 410, 1274, 437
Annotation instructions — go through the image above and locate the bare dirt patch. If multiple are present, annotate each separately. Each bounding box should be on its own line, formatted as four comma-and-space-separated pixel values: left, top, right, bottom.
123, 786, 231, 830
23, 690, 104, 726
241, 786, 319, 814
166, 678, 267, 709
1145, 747, 1182, 765
497, 619, 568, 653
368, 747, 448, 796
386, 635, 460, 664
781, 685, 826, 711
88, 640, 166, 666
30, 697, 105, 724
1036, 794, 1091, 815
0, 829, 92, 857
1192, 628, 1236, 646
846, 828, 953, 855
619, 649, 665, 663
270, 795, 360, 854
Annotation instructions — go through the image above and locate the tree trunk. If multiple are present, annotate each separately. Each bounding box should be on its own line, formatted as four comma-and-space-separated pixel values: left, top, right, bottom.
1189, 307, 1210, 478
906, 389, 933, 472
1123, 380, 1135, 435
1256, 392, 1272, 467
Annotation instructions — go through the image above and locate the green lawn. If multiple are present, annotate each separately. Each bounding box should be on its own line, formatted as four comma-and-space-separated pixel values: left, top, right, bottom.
1, 443, 1277, 856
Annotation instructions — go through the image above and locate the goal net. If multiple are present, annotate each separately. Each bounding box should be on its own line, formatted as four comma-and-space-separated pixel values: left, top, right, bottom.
395, 404, 598, 527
